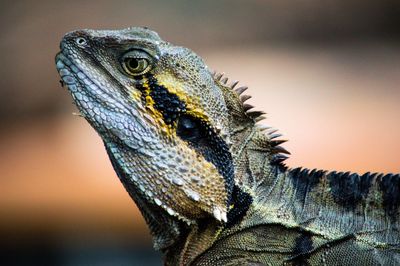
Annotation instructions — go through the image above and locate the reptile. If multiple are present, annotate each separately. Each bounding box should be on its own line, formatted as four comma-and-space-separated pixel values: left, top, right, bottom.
55, 27, 400, 265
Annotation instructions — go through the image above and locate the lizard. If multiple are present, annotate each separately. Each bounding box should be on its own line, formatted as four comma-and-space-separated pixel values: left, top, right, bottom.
55, 27, 400, 266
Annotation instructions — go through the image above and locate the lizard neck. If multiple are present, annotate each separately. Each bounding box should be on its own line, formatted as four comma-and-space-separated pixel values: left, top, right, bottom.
164, 219, 223, 266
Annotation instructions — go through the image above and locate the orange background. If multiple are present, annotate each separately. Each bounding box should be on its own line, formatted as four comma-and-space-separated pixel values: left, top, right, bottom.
0, 1, 399, 265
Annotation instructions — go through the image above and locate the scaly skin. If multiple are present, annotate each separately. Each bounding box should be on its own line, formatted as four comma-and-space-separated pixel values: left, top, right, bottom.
55, 27, 400, 265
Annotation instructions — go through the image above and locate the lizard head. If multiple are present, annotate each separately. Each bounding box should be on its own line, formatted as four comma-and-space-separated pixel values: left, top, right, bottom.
55, 27, 236, 225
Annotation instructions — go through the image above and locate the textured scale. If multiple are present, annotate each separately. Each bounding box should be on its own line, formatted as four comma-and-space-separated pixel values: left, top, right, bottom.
56, 27, 399, 265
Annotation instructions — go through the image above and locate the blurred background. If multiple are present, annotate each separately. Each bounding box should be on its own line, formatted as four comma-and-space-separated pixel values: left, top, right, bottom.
1, 0, 399, 265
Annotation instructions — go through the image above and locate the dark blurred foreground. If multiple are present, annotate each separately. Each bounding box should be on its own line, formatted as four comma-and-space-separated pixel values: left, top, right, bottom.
0, 0, 399, 265
1, 241, 160, 266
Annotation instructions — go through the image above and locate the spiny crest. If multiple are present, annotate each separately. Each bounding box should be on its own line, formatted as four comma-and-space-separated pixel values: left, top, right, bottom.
211, 70, 290, 165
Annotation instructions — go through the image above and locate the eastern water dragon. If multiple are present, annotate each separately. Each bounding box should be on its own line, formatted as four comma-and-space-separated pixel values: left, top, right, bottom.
55, 27, 399, 265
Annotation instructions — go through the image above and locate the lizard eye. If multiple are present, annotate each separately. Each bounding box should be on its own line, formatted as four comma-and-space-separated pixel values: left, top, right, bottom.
121, 50, 152, 76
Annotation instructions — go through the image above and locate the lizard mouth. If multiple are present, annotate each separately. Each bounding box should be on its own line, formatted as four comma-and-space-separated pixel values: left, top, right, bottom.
55, 51, 130, 115
56, 52, 98, 107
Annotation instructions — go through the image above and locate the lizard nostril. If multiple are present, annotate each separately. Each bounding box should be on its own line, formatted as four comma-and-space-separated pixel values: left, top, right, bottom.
75, 37, 87, 46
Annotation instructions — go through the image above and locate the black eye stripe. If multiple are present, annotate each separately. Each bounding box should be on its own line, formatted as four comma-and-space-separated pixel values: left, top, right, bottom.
142, 75, 186, 125
176, 115, 253, 227
176, 114, 235, 209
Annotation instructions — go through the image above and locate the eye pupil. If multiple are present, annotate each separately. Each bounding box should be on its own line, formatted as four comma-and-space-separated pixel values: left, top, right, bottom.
122, 57, 149, 75
127, 58, 139, 70
121, 50, 152, 76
